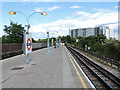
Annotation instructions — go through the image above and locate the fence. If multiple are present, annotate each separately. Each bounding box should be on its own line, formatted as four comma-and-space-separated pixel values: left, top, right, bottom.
32, 43, 46, 50
70, 45, 120, 70
2, 43, 47, 59
2, 43, 22, 54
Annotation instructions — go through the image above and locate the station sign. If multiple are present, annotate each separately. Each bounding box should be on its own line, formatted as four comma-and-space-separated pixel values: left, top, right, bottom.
25, 32, 32, 54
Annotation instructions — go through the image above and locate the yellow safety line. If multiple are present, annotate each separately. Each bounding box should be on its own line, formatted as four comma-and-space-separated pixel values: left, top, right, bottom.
66, 49, 88, 90
0, 47, 48, 63
0, 54, 24, 62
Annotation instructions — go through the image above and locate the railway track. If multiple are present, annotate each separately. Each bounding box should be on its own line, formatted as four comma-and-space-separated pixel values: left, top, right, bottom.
66, 44, 120, 90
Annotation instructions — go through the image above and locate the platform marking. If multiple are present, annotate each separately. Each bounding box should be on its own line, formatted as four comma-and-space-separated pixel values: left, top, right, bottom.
65, 48, 88, 89
65, 46, 96, 89
0, 54, 24, 63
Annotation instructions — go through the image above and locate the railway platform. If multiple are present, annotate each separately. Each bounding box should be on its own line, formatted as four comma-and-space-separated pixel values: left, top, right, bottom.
1, 45, 94, 89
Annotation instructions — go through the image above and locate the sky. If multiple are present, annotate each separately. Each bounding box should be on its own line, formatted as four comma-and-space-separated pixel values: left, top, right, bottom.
1, 1, 119, 40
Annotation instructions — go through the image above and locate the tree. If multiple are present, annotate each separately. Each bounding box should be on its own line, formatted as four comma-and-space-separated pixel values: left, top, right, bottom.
0, 37, 1, 43
84, 36, 97, 47
71, 37, 76, 44
96, 34, 106, 43
2, 21, 24, 43
60, 36, 66, 43
77, 36, 83, 42
38, 39, 41, 42
58, 36, 62, 39
66, 35, 71, 44
32, 38, 37, 43
39, 39, 47, 42
105, 38, 120, 61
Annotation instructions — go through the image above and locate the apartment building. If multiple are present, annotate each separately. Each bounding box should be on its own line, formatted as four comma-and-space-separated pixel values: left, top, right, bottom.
69, 26, 114, 39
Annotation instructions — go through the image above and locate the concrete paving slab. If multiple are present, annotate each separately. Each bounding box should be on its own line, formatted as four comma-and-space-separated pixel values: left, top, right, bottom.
2, 45, 93, 89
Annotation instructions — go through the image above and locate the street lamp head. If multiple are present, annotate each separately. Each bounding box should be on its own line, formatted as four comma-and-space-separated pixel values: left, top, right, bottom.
41, 12, 47, 15
9, 11, 16, 15
47, 32, 49, 35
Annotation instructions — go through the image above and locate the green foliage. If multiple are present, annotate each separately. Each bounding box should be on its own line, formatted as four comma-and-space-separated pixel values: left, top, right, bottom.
71, 37, 76, 44
38, 39, 41, 42
60, 35, 76, 44
38, 37, 56, 45
104, 39, 120, 61
66, 35, 72, 44
49, 37, 56, 44
32, 38, 38, 43
91, 42, 106, 56
60, 34, 120, 61
0, 37, 2, 43
58, 36, 62, 39
2, 21, 24, 43
39, 39, 47, 42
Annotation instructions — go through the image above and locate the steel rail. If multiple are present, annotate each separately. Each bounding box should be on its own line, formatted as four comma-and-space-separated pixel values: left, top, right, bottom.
66, 44, 120, 89
66, 45, 113, 89
73, 46, 120, 83
69, 46, 120, 89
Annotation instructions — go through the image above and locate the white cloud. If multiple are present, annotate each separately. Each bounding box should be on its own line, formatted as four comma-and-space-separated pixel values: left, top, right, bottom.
30, 10, 118, 39
114, 6, 120, 8
70, 6, 81, 8
115, 5, 120, 9
48, 6, 61, 11
93, 8, 110, 12
35, 8, 44, 12
75, 11, 91, 16
23, 0, 31, 1
0, 31, 4, 37
2, 0, 120, 2
115, 6, 118, 8
107, 23, 118, 30
23, 0, 57, 2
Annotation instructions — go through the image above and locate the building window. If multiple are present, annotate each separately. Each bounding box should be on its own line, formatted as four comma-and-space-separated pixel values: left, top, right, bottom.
83, 29, 86, 37
71, 30, 73, 37
75, 29, 78, 38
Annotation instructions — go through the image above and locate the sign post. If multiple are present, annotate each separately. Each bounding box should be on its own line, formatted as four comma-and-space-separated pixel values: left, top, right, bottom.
25, 32, 32, 64
85, 45, 87, 51
23, 30, 26, 54
47, 32, 49, 53
59, 39, 61, 46
56, 38, 57, 48
52, 38, 53, 48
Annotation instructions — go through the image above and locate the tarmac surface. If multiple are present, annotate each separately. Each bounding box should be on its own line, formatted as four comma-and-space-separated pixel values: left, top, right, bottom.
1, 45, 93, 88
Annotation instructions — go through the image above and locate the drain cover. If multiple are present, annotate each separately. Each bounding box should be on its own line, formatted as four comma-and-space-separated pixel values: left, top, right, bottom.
11, 67, 24, 70
31, 64, 36, 65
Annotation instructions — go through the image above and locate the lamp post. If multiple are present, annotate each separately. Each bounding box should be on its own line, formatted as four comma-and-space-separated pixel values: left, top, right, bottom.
55, 32, 58, 48
9, 11, 47, 32
50, 33, 54, 48
51, 37, 53, 48
59, 38, 61, 46
49, 31, 58, 48
47, 32, 49, 53
56, 38, 58, 48
9, 11, 47, 64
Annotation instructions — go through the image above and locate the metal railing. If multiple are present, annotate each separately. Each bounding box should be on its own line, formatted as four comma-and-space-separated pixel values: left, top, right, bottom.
71, 46, 120, 70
